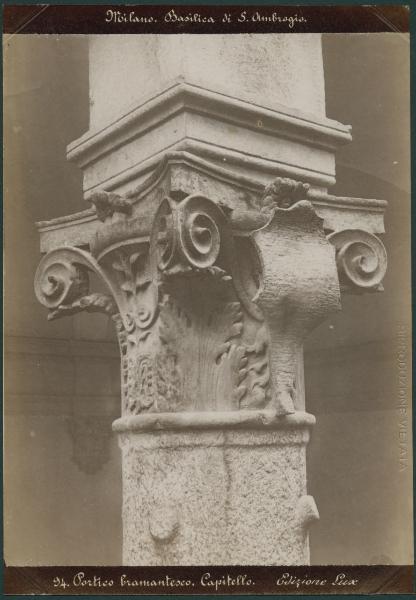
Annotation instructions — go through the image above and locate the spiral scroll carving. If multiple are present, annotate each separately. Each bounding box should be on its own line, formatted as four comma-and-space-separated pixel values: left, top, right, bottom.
150, 194, 264, 321
182, 205, 221, 269
34, 247, 123, 322
150, 195, 224, 273
328, 229, 387, 290
35, 259, 88, 310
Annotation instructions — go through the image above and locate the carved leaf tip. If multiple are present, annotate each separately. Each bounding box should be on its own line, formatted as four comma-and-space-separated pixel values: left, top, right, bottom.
47, 293, 118, 320
89, 190, 132, 222
261, 177, 310, 211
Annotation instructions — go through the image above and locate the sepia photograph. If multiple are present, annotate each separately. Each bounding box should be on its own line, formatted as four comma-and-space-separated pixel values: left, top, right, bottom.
3, 3, 413, 595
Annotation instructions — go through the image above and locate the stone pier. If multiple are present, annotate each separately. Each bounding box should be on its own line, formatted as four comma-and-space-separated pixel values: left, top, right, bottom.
34, 34, 387, 565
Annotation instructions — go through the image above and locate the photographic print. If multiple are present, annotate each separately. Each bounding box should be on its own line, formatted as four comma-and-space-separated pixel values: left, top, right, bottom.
3, 3, 413, 595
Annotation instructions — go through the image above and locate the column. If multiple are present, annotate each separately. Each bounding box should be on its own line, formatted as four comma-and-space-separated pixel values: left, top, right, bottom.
34, 34, 387, 565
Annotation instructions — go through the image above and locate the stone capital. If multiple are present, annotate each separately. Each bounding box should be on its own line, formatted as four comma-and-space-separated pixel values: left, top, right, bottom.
35, 165, 388, 418
34, 150, 388, 565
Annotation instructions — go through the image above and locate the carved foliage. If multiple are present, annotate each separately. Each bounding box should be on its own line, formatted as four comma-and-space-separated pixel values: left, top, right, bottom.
34, 243, 159, 338
125, 353, 180, 414
113, 313, 130, 410
48, 293, 117, 320
253, 177, 310, 213
156, 296, 247, 412
111, 247, 158, 332
134, 293, 273, 414
89, 190, 132, 222
239, 325, 271, 409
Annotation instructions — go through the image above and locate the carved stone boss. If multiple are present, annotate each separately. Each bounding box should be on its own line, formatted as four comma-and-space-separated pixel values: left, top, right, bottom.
34, 162, 387, 564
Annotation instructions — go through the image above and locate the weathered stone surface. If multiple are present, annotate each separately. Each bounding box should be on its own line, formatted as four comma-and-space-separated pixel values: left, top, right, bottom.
88, 34, 327, 129
69, 34, 351, 195
252, 187, 341, 414
36, 156, 387, 254
119, 426, 314, 565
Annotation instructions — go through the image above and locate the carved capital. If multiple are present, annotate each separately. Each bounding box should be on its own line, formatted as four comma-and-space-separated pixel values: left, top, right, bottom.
34, 170, 387, 431
143, 177, 342, 419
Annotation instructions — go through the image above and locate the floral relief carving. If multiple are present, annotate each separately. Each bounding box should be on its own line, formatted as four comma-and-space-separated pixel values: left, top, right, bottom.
125, 352, 180, 415
113, 313, 130, 411
110, 247, 158, 332
239, 325, 271, 409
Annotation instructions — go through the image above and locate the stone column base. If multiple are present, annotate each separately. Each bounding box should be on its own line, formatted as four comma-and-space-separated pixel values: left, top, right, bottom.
115, 411, 318, 565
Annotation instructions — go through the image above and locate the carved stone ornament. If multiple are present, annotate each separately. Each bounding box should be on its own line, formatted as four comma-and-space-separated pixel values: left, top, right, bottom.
34, 176, 387, 423
34, 169, 387, 565
328, 229, 387, 291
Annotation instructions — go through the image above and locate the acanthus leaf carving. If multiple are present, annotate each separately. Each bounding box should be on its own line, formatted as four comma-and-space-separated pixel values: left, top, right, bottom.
155, 294, 251, 413
239, 325, 271, 410
48, 292, 117, 320
34, 241, 160, 339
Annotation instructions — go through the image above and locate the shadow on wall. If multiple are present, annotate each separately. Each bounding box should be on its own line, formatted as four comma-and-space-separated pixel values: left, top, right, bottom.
4, 35, 123, 566
4, 33, 412, 565
307, 32, 411, 565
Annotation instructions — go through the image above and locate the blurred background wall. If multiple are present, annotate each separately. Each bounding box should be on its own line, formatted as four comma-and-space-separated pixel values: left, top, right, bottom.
4, 33, 412, 565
